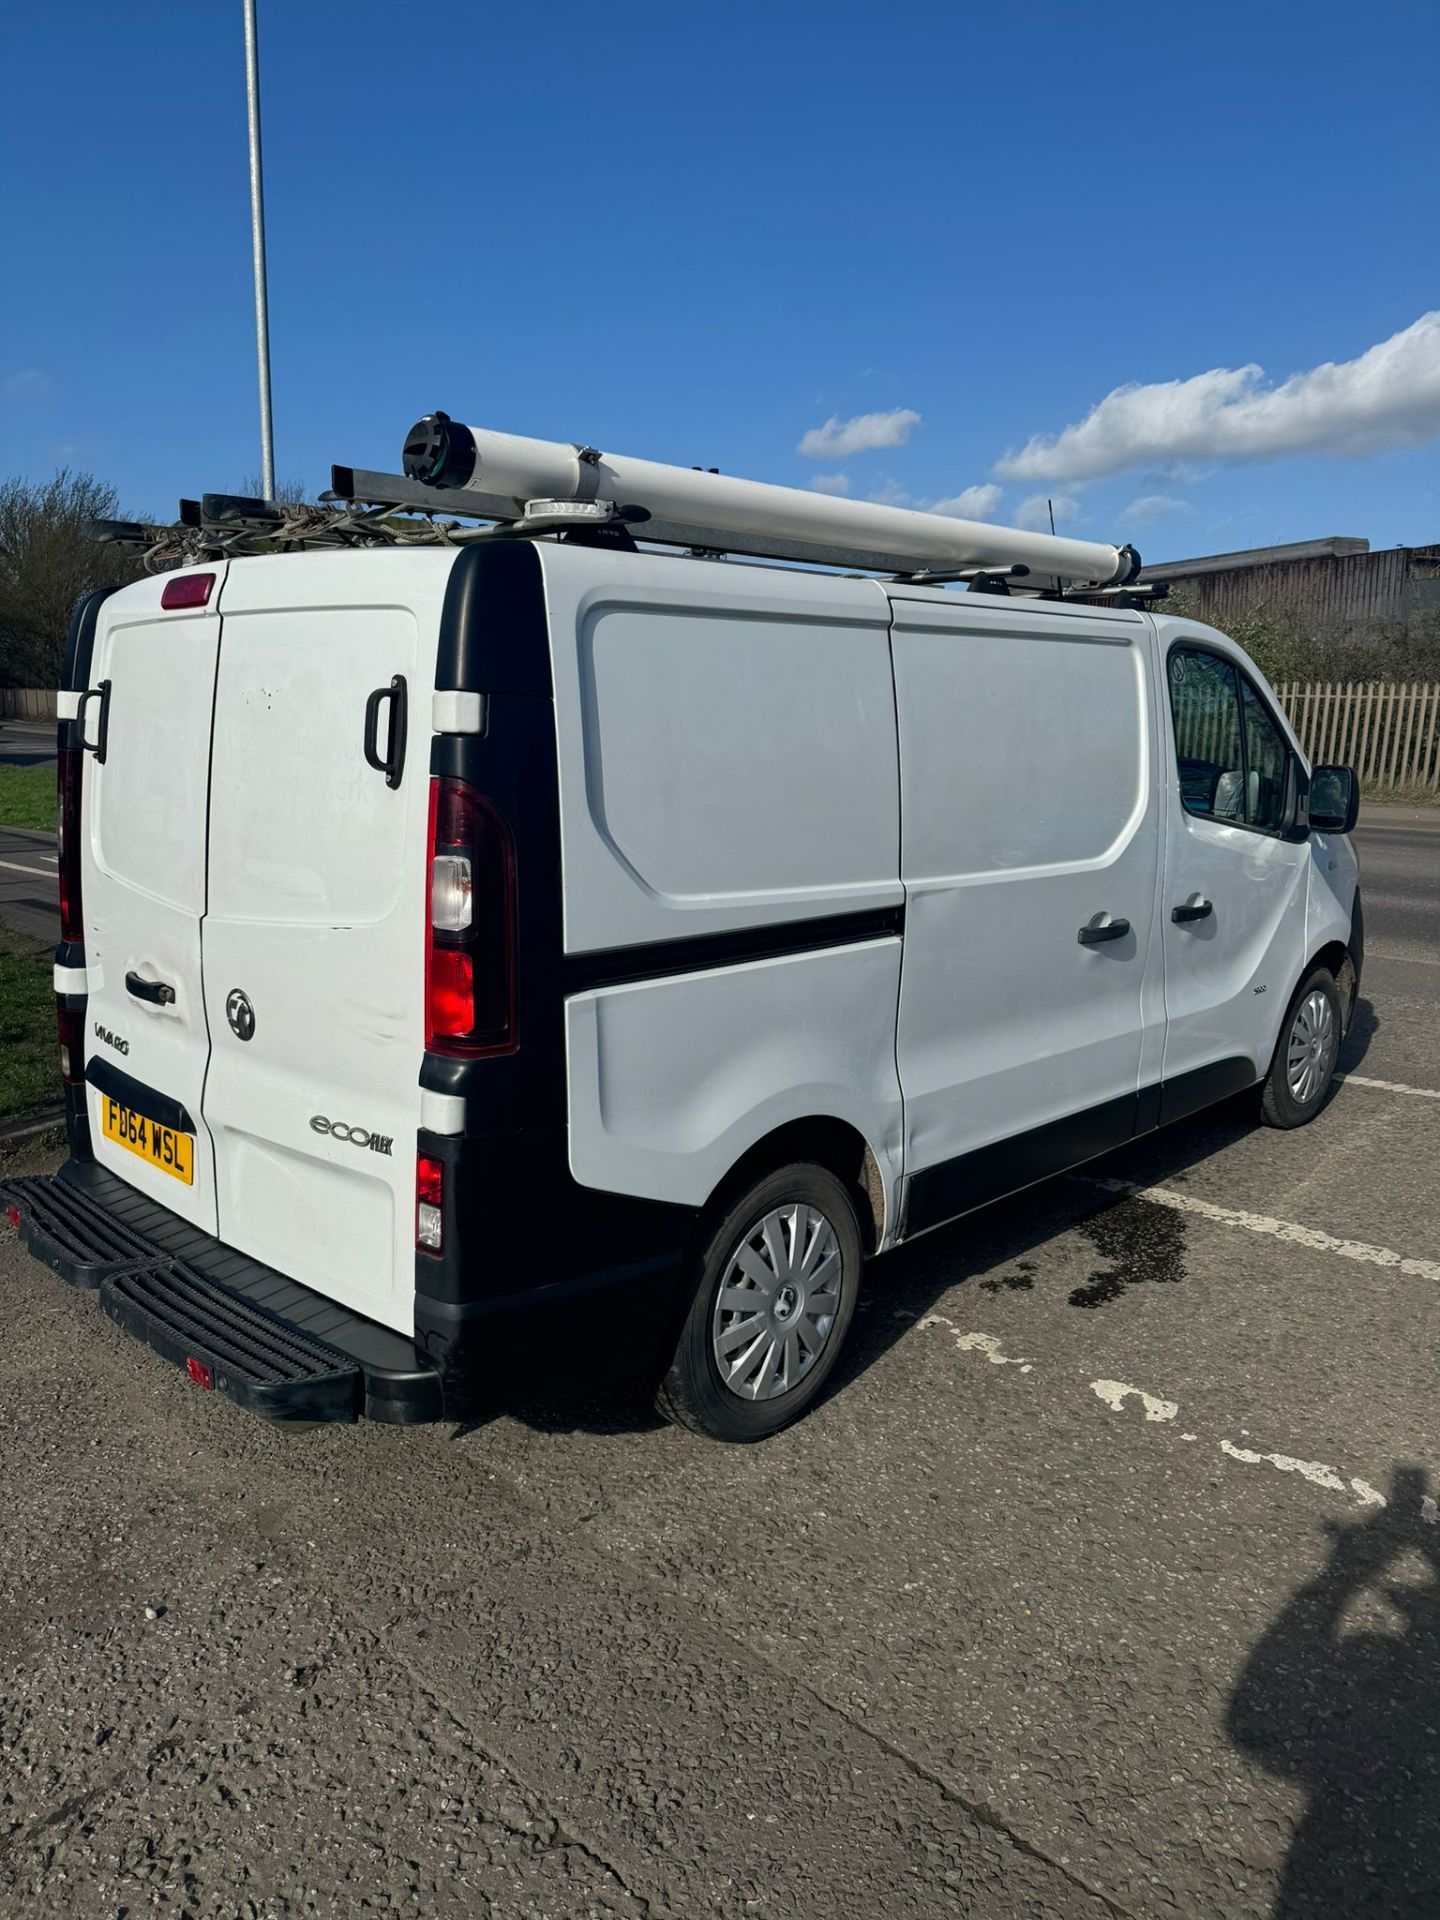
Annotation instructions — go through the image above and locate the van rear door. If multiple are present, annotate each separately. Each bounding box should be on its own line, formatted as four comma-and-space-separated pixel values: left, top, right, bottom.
80, 570, 226, 1232
201, 552, 450, 1333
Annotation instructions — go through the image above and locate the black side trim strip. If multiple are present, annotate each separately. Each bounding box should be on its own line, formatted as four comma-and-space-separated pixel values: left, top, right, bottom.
904, 1055, 1263, 1241
563, 905, 906, 997
1157, 1055, 1257, 1126
906, 1091, 1138, 1237
85, 1056, 196, 1135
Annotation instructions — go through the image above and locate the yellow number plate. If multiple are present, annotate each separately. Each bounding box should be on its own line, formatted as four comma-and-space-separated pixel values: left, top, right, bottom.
101, 1096, 194, 1185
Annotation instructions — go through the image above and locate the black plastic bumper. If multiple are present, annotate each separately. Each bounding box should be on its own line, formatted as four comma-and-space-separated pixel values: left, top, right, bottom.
2, 1161, 443, 1425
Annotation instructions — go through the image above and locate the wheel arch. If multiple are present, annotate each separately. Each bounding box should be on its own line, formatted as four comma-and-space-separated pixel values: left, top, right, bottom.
1304, 937, 1357, 1031
706, 1116, 887, 1255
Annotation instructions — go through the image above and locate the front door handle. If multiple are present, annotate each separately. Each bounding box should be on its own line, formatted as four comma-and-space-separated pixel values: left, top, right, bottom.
1077, 915, 1131, 945
126, 971, 176, 1006
1171, 897, 1214, 924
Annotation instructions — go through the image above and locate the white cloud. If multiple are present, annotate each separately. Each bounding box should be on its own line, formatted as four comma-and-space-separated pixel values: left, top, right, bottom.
1015, 493, 1079, 532
995, 313, 1440, 483
4, 368, 51, 400
799, 407, 920, 459
929, 483, 1002, 522
1120, 493, 1193, 526
810, 472, 852, 496
865, 477, 1001, 519
867, 477, 915, 507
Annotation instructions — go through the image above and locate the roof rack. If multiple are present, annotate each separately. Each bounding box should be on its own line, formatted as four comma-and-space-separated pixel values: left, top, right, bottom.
393, 416, 1142, 588
88, 415, 1147, 594
328, 464, 968, 577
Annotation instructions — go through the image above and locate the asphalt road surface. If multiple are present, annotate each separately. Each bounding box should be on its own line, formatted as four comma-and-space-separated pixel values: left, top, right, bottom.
1, 811, 1437, 1919
0, 718, 57, 773
0, 720, 60, 951
0, 828, 58, 951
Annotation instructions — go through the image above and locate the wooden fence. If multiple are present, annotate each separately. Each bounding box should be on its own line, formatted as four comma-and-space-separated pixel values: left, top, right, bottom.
0, 688, 57, 720
1275, 681, 1440, 792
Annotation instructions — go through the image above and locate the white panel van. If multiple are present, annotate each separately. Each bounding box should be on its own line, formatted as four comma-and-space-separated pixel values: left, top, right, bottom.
5, 470, 1363, 1442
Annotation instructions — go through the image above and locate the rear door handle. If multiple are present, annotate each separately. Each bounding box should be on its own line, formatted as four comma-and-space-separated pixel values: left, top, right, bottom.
77, 679, 112, 763
1171, 897, 1214, 924
126, 971, 176, 1006
1077, 915, 1131, 945
363, 675, 408, 790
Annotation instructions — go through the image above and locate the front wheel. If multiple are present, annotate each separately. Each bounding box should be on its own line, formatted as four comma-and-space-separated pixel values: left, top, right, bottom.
1260, 966, 1342, 1128
655, 1163, 863, 1442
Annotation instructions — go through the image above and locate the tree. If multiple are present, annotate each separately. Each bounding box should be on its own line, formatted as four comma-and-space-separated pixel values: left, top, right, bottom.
234, 474, 312, 506
1165, 592, 1440, 686
0, 470, 146, 688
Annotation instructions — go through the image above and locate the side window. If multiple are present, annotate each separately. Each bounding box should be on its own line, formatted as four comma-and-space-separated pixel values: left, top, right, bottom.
1166, 645, 1292, 832
1240, 676, 1288, 832
1168, 649, 1243, 819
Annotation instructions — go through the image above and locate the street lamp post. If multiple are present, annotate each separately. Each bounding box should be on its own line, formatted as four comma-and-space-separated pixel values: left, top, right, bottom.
242, 0, 275, 502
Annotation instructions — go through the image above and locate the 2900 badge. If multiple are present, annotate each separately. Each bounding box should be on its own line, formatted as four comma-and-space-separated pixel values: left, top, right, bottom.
310, 1114, 393, 1156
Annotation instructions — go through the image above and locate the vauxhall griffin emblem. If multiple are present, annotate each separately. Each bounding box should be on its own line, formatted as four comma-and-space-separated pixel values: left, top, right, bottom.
225, 989, 256, 1043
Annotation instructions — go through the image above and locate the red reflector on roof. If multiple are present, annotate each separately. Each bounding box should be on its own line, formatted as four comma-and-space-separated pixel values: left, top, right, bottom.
161, 572, 216, 610
186, 1356, 215, 1390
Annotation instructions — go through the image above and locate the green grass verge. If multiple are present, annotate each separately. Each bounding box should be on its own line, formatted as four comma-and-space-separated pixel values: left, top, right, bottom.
0, 927, 58, 1121
0, 764, 57, 833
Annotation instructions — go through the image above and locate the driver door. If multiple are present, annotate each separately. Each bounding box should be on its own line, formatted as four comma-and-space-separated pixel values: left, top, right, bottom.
1157, 623, 1309, 1113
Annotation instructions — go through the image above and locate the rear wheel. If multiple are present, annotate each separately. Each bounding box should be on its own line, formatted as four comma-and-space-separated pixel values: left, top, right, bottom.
1260, 966, 1342, 1128
656, 1163, 863, 1442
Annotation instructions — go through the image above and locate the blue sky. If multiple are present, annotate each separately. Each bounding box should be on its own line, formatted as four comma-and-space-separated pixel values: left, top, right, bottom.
2, 0, 1438, 564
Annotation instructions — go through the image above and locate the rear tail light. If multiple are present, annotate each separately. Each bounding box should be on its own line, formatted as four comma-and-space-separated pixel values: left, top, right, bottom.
57, 746, 84, 943
425, 776, 517, 1055
416, 1152, 444, 1253
57, 1002, 85, 1086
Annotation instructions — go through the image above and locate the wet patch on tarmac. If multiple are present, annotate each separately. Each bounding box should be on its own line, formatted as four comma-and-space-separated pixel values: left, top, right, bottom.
1069, 1193, 1187, 1309
981, 1259, 1036, 1294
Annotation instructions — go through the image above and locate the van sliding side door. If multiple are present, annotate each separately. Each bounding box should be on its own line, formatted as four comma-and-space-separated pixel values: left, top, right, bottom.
891, 598, 1162, 1229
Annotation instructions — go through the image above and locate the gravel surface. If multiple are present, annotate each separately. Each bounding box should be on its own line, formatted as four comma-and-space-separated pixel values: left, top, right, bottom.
1, 811, 1436, 1919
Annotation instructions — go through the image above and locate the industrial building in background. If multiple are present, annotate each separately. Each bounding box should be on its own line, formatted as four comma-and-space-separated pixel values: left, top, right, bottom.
1140, 536, 1440, 630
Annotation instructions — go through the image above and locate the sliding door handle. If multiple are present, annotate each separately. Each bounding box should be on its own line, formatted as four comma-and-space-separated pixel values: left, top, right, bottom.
1171, 897, 1214, 924
1077, 915, 1130, 945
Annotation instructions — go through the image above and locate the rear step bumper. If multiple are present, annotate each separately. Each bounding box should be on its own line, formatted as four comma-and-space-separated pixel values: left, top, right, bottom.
2, 1161, 443, 1425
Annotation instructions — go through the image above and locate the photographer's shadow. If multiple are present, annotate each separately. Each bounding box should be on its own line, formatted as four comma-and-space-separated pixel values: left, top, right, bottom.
1228, 1466, 1440, 1918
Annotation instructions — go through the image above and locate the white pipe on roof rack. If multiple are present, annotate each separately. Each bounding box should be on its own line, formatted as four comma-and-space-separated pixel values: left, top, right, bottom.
401, 415, 1140, 587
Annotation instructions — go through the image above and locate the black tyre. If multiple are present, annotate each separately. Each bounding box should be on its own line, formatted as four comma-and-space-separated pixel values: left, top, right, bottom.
655, 1163, 864, 1442
1260, 966, 1343, 1129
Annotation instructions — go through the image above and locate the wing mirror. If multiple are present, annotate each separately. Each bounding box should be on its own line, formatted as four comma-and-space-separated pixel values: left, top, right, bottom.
1308, 764, 1359, 835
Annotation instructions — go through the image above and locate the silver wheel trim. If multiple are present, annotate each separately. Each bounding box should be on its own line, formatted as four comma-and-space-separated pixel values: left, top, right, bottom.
711, 1203, 844, 1402
1286, 988, 1337, 1104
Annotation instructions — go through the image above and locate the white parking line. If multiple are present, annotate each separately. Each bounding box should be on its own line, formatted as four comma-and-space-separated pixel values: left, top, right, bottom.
1219, 1439, 1386, 1505
913, 1314, 1032, 1370
1082, 1177, 1440, 1284
1338, 1072, 1440, 1101
0, 857, 54, 879
910, 1317, 1438, 1525
1091, 1380, 1177, 1422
